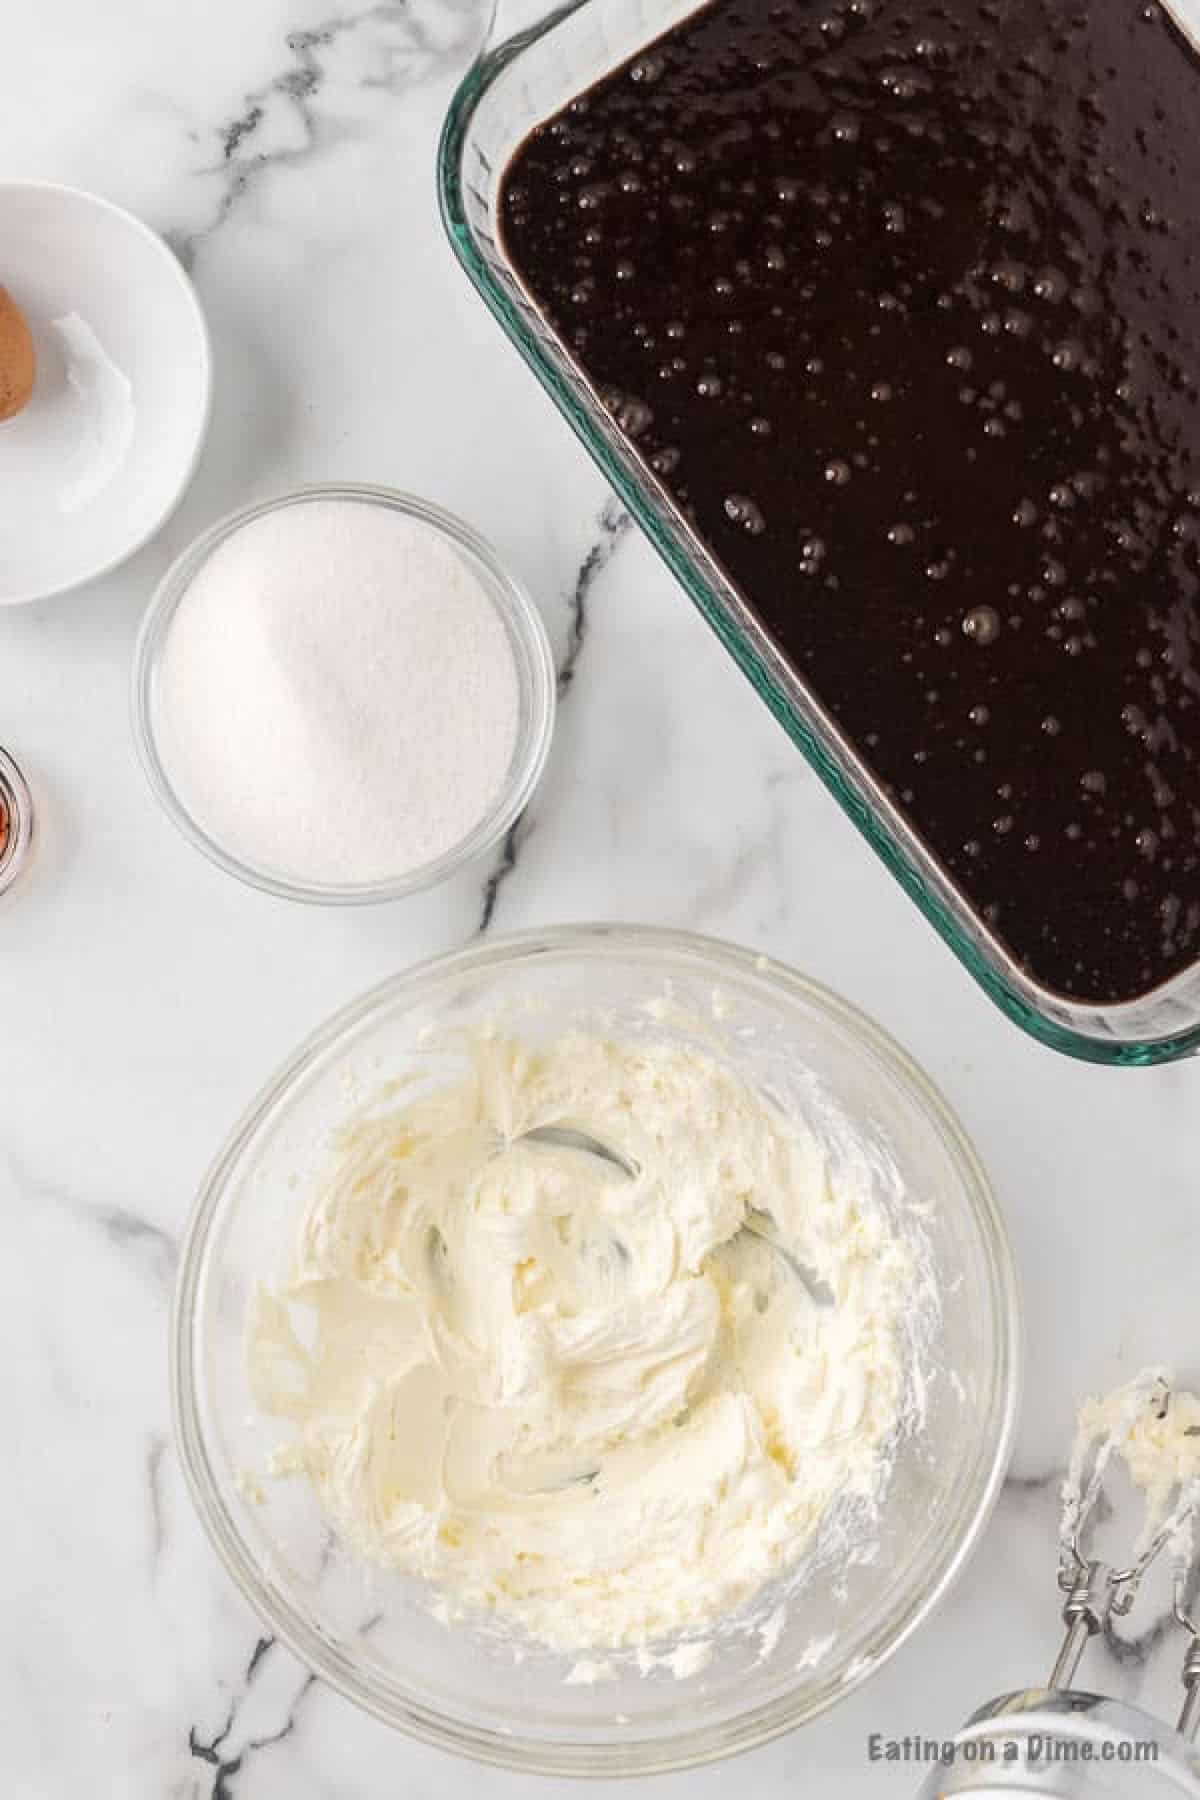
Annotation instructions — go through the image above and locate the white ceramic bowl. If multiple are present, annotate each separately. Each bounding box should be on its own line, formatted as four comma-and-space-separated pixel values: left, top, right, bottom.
0, 181, 211, 605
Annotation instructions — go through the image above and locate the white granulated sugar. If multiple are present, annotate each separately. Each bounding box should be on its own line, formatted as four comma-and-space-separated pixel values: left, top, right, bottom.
158, 500, 520, 885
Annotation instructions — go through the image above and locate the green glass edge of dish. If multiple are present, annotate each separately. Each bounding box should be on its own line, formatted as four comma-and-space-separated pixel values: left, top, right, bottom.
435, 29, 1200, 1070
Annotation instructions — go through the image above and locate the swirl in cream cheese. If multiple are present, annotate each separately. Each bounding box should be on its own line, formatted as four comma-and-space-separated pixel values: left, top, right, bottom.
248, 1028, 917, 1651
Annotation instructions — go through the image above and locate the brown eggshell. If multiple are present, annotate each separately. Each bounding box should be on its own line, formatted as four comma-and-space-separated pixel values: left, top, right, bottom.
0, 285, 37, 422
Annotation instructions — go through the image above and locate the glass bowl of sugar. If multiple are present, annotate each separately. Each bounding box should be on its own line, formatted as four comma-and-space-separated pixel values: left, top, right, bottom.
132, 485, 556, 903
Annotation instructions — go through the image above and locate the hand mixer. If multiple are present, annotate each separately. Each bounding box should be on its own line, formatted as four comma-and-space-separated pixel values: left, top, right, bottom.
915, 1372, 1200, 1798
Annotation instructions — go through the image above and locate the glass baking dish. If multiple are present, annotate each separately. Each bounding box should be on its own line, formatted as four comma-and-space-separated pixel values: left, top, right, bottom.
437, 0, 1200, 1067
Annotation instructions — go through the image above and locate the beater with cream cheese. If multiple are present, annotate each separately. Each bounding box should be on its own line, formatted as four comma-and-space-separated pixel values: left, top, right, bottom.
1062, 1369, 1200, 1565
248, 1028, 919, 1651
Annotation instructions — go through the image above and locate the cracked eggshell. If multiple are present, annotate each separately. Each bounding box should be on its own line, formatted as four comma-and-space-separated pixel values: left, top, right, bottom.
0, 286, 36, 421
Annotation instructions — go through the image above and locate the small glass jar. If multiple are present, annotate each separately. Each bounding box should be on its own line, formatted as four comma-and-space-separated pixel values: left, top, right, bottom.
0, 747, 34, 896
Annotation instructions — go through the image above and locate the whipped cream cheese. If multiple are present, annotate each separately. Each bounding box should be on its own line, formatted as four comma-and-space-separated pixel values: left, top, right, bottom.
248, 1028, 918, 1652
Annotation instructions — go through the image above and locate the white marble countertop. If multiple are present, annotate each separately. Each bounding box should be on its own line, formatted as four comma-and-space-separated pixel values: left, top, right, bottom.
4, 2, 1200, 1793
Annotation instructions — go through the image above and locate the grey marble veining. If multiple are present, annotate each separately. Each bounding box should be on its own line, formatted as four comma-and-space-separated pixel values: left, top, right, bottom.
479, 497, 632, 933
173, 0, 482, 271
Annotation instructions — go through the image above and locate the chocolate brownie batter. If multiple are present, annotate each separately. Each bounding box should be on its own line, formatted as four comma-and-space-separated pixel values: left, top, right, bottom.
500, 0, 1200, 1003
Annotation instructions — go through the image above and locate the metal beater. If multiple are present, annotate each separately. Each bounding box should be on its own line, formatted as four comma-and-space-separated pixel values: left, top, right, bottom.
915, 1373, 1200, 1797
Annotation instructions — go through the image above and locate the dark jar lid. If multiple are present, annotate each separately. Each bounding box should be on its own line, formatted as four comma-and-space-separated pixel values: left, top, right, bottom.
0, 747, 34, 896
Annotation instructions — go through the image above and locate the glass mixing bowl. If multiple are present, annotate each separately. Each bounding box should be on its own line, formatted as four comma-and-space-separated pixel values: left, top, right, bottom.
173, 925, 1021, 1775
133, 484, 556, 905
